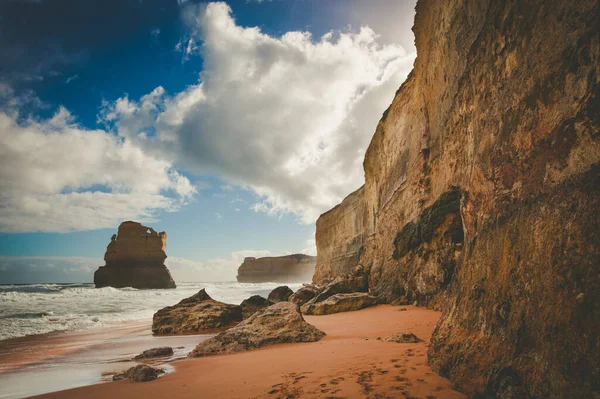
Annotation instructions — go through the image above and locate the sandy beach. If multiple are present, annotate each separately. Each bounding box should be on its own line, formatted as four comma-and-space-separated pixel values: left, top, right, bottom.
32, 305, 465, 399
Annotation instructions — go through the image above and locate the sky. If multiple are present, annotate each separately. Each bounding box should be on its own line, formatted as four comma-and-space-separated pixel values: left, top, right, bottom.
0, 0, 417, 283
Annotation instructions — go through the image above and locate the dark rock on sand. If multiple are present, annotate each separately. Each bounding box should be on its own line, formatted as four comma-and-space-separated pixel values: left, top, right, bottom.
267, 285, 293, 303
134, 347, 174, 360
301, 293, 377, 315
240, 295, 273, 319
190, 302, 325, 357
387, 332, 422, 343
152, 289, 242, 335
113, 365, 162, 382
289, 284, 321, 306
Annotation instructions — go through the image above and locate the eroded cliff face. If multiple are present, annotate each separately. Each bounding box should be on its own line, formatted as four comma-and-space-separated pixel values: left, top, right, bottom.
236, 254, 316, 283
313, 187, 368, 284
94, 221, 176, 289
314, 0, 599, 396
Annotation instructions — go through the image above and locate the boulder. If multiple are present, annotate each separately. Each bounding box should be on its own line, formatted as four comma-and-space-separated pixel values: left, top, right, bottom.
387, 332, 422, 343
236, 254, 316, 283
113, 365, 162, 382
311, 273, 368, 304
289, 284, 321, 306
152, 289, 242, 335
134, 347, 173, 360
240, 295, 273, 319
190, 302, 325, 357
301, 293, 377, 315
94, 221, 176, 289
267, 285, 293, 302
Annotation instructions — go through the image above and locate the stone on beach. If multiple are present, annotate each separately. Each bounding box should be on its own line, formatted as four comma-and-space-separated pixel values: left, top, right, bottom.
240, 295, 273, 319
134, 347, 174, 360
267, 285, 294, 303
113, 365, 163, 382
301, 292, 377, 315
190, 302, 325, 357
387, 332, 423, 343
152, 289, 242, 335
288, 284, 321, 306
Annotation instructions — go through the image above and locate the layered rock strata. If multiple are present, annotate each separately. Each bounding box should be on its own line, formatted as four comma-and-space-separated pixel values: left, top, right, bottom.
300, 293, 377, 316
152, 289, 242, 335
94, 221, 176, 289
236, 254, 316, 283
313, 0, 599, 397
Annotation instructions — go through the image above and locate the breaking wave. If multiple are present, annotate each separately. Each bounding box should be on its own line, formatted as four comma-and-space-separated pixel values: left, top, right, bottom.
0, 281, 302, 341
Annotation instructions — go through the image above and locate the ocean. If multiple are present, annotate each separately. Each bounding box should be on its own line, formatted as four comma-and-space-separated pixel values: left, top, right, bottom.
0, 281, 302, 341
0, 281, 304, 398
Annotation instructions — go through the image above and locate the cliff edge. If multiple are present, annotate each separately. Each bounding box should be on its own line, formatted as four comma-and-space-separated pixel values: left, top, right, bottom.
94, 221, 176, 289
237, 254, 316, 283
314, 0, 599, 397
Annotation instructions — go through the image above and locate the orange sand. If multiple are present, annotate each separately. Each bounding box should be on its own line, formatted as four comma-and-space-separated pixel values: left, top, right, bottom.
33, 305, 465, 398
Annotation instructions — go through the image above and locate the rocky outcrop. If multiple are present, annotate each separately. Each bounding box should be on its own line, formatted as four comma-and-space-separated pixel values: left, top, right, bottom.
313, 188, 367, 284
314, 0, 600, 397
267, 285, 293, 303
152, 289, 242, 334
113, 365, 163, 382
387, 332, 422, 344
94, 221, 176, 289
240, 295, 273, 319
190, 302, 325, 357
236, 254, 316, 283
301, 293, 377, 315
134, 347, 173, 360
288, 284, 320, 306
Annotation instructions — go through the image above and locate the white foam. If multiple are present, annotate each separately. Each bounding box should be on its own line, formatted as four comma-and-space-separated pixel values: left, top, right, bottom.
0, 282, 302, 341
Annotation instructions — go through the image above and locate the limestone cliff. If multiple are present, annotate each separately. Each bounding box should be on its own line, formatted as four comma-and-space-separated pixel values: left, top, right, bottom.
314, 0, 599, 397
94, 221, 176, 289
236, 254, 316, 283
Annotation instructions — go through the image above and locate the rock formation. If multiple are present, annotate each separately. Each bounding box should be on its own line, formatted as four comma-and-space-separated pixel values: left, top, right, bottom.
113, 365, 163, 382
313, 0, 599, 397
267, 285, 294, 303
288, 284, 320, 306
190, 302, 325, 357
134, 347, 173, 360
236, 254, 316, 283
301, 293, 377, 316
94, 221, 176, 289
240, 295, 273, 319
152, 289, 242, 335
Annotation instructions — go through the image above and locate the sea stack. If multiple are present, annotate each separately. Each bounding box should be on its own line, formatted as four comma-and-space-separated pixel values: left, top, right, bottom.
236, 254, 316, 283
94, 221, 176, 289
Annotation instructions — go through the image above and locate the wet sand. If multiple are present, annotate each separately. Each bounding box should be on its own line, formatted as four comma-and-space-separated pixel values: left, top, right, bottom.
33, 305, 465, 399
0, 322, 209, 398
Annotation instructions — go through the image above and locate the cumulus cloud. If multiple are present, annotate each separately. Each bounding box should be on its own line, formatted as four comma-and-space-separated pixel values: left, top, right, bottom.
0, 104, 195, 232
103, 2, 415, 223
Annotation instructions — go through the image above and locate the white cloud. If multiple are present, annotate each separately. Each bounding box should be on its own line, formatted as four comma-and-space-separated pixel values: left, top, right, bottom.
166, 249, 272, 281
0, 105, 195, 232
65, 74, 78, 84
102, 2, 415, 224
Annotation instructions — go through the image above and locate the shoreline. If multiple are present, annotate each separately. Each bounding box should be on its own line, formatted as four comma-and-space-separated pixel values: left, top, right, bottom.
31, 305, 466, 399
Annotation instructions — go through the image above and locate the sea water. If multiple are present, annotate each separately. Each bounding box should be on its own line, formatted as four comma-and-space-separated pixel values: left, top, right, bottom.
0, 281, 302, 341
0, 281, 304, 398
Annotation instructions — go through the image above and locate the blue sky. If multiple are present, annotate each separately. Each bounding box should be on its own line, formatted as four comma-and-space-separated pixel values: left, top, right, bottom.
0, 0, 416, 283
